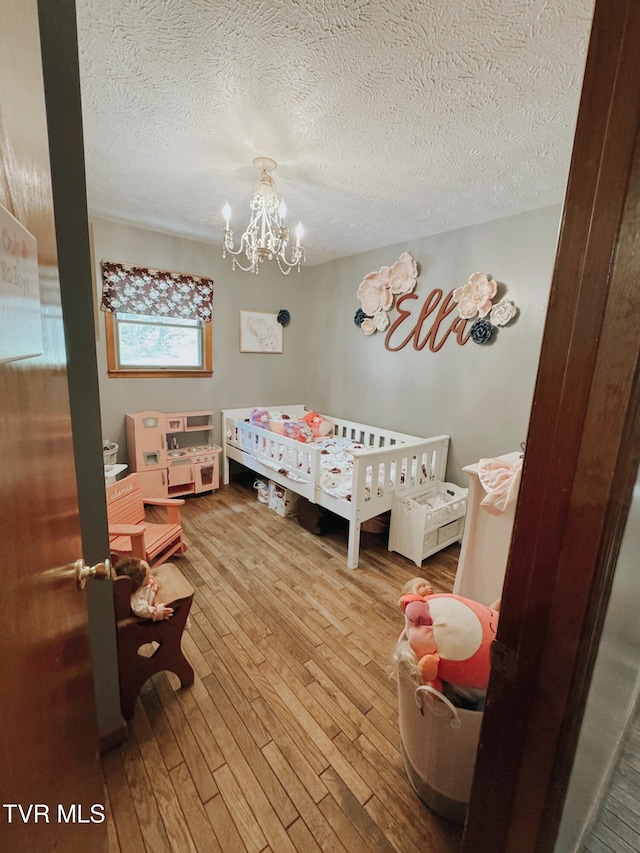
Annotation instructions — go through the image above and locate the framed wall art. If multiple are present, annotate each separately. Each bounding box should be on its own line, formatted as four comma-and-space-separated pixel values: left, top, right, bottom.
0, 203, 42, 363
239, 310, 283, 353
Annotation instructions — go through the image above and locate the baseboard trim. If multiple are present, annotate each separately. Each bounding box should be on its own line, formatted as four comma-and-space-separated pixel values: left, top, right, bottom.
98, 718, 127, 754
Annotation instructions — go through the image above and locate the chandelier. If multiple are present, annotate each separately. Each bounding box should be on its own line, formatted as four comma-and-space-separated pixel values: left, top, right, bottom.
221, 157, 306, 275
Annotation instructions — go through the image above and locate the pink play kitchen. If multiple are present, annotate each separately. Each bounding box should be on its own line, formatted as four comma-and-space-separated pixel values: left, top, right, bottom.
125, 410, 221, 499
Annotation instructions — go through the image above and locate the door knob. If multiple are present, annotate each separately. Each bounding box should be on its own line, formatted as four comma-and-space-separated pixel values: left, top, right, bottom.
74, 558, 112, 590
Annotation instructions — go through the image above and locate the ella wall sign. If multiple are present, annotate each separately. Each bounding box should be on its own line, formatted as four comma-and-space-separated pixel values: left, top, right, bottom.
385, 289, 470, 352
354, 253, 518, 350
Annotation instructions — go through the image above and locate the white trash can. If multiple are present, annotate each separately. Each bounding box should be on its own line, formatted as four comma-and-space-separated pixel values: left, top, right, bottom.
102, 439, 118, 466
397, 659, 483, 824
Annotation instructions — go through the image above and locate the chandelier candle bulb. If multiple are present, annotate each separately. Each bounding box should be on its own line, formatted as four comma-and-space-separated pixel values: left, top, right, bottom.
295, 222, 303, 246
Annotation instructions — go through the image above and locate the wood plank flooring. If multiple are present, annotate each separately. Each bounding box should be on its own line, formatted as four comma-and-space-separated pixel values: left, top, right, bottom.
102, 470, 463, 852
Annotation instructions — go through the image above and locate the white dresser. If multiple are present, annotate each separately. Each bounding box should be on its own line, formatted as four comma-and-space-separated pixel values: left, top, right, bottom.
453, 451, 522, 606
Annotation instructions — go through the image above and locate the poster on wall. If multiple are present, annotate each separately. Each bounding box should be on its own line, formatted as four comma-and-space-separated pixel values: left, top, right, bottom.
0, 203, 42, 363
240, 310, 283, 353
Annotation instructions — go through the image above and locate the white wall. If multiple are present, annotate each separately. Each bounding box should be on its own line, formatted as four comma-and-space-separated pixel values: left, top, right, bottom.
303, 205, 561, 483
92, 217, 311, 456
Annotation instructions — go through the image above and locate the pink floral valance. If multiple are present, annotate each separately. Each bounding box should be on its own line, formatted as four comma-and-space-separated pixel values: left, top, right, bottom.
101, 261, 214, 322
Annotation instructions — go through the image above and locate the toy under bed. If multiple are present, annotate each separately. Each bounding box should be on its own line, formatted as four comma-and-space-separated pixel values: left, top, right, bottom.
221, 405, 449, 568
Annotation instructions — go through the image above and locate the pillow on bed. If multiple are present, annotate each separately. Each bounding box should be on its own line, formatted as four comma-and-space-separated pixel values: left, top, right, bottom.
250, 407, 271, 430
283, 419, 314, 443
302, 411, 334, 438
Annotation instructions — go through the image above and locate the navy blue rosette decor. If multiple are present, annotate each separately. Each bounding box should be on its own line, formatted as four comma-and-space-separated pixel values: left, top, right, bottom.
470, 318, 494, 344
277, 309, 290, 327
354, 308, 370, 328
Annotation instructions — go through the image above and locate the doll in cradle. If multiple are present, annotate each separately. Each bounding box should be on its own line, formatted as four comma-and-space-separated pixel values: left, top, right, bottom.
115, 557, 174, 621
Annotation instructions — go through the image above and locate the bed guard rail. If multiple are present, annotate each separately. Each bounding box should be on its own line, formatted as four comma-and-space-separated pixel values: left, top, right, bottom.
230, 418, 319, 485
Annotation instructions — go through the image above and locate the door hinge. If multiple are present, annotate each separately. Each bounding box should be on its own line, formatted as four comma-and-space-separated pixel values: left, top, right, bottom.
491, 640, 519, 681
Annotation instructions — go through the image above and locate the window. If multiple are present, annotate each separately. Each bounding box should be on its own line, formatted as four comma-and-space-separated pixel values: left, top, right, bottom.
101, 260, 214, 378
105, 312, 212, 377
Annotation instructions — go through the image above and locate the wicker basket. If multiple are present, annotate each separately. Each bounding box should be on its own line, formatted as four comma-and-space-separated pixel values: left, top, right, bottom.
103, 440, 118, 466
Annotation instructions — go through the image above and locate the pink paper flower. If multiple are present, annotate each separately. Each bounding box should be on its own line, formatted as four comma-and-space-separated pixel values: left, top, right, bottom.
356, 270, 393, 315
388, 252, 417, 295
452, 272, 497, 319
361, 317, 377, 335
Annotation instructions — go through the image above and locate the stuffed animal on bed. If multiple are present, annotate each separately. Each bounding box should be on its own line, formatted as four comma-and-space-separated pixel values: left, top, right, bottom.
250, 407, 271, 429
270, 418, 285, 435
283, 419, 314, 442
398, 582, 498, 693
302, 411, 334, 438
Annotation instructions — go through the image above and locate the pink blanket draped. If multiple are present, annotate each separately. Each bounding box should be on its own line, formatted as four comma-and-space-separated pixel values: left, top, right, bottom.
477, 456, 523, 515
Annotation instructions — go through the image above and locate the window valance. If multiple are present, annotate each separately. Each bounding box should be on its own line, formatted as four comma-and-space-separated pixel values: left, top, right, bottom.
101, 260, 214, 322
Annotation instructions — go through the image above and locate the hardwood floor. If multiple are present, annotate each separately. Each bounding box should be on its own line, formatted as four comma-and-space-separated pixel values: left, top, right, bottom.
102, 470, 463, 852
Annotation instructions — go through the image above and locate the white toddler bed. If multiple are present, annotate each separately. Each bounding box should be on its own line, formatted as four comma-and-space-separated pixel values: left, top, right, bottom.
221, 405, 449, 569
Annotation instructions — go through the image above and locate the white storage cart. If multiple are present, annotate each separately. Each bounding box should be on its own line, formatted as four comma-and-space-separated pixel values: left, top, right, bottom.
389, 480, 468, 567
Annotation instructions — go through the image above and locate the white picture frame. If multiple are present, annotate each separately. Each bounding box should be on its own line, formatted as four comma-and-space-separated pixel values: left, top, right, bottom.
0, 203, 42, 363
239, 310, 283, 353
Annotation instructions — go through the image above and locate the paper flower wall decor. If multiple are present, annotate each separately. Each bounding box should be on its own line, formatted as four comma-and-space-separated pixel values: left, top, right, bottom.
361, 311, 390, 336
452, 272, 519, 345
354, 308, 369, 328
490, 298, 517, 327
469, 318, 494, 345
277, 309, 290, 327
452, 271, 497, 319
354, 251, 417, 336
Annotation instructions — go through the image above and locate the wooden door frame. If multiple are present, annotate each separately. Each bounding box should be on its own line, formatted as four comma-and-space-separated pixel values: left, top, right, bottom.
463, 0, 640, 850
37, 0, 123, 743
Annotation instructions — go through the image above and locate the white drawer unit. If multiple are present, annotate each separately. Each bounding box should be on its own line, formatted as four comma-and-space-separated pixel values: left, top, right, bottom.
389, 481, 468, 567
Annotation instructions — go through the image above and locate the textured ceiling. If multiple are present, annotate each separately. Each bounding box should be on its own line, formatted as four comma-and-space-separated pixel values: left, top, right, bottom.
76, 0, 594, 265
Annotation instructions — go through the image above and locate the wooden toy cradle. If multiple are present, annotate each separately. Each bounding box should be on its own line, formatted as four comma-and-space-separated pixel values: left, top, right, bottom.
113, 563, 195, 721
